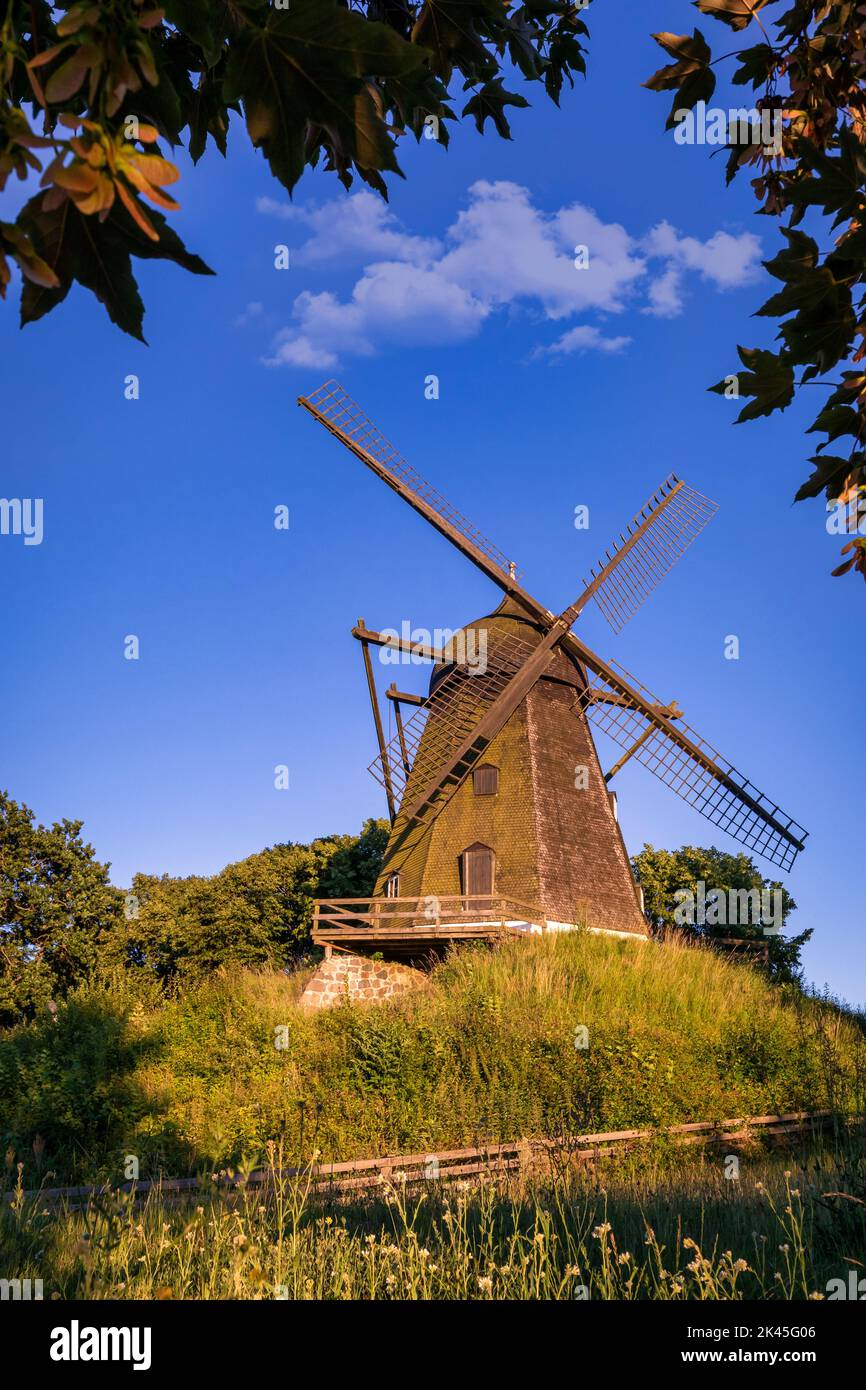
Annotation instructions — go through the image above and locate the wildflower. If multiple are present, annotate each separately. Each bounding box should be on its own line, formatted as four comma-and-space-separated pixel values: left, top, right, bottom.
477, 1276, 493, 1293
779, 1244, 790, 1254
592, 1223, 611, 1239
617, 1252, 632, 1265
733, 1259, 749, 1274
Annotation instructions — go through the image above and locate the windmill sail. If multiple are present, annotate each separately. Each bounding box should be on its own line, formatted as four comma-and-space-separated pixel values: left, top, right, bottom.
581, 476, 719, 634
579, 659, 808, 871
299, 380, 519, 579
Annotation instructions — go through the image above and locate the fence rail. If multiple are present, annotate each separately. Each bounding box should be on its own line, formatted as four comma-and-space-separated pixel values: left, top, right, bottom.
5, 1111, 852, 1212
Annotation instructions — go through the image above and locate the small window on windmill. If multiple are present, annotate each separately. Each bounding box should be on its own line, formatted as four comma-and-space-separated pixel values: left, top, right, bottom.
385, 873, 400, 899
473, 763, 499, 796
461, 843, 495, 899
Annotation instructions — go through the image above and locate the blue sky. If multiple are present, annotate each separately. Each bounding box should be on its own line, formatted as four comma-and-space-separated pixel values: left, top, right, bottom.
1, 1, 862, 1001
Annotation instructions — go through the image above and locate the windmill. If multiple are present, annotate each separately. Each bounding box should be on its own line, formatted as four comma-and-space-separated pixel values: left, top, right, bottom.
299, 381, 807, 958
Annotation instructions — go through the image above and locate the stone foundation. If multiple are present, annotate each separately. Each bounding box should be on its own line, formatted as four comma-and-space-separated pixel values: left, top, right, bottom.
299, 952, 426, 1011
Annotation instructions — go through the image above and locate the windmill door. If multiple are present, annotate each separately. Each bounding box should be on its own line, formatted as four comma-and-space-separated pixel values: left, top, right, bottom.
462, 842, 495, 911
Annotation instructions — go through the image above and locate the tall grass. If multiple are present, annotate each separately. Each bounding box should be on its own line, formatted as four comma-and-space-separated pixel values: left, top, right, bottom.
2, 1138, 865, 1300
1, 933, 864, 1186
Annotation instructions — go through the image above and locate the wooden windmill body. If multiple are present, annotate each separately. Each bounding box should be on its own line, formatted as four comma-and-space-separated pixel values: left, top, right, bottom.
299, 383, 808, 959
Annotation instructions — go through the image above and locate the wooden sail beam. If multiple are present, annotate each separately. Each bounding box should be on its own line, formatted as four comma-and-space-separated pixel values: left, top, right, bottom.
385, 686, 425, 707
357, 617, 396, 825
351, 623, 444, 663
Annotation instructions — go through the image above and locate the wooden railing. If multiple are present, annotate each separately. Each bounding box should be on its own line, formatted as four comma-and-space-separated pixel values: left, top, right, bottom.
312, 894, 545, 939
8, 1112, 850, 1212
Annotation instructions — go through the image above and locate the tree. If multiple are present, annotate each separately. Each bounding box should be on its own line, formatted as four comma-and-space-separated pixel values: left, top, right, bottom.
631, 842, 811, 983
0, 789, 126, 1024
128, 817, 389, 981
646, 2, 866, 582
0, 0, 588, 340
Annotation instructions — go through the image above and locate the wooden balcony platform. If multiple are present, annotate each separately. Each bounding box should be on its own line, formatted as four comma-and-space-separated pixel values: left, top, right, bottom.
312, 895, 545, 959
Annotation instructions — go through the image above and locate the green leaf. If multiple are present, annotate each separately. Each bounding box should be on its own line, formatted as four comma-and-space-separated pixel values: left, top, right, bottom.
731, 42, 776, 87
462, 78, 528, 138
806, 404, 862, 452
795, 454, 857, 502
411, 0, 500, 83
186, 64, 231, 162
644, 30, 716, 128
17, 197, 143, 337
786, 128, 866, 228
710, 346, 795, 421
17, 195, 213, 341
162, 0, 226, 69
756, 265, 836, 319
224, 0, 427, 193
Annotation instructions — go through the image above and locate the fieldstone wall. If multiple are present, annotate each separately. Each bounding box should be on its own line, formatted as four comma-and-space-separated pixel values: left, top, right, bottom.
299, 953, 426, 1011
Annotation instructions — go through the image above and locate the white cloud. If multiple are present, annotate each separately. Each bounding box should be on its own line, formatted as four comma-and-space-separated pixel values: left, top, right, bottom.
256, 183, 761, 368
257, 189, 440, 266
643, 220, 763, 308
234, 301, 263, 329
539, 325, 633, 357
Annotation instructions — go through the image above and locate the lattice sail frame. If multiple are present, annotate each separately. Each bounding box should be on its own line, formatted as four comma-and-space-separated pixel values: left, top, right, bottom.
583, 476, 719, 634
369, 628, 538, 808
302, 380, 519, 579
580, 660, 808, 872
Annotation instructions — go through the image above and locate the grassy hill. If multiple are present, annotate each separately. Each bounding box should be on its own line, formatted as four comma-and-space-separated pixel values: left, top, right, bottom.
1, 932, 864, 1186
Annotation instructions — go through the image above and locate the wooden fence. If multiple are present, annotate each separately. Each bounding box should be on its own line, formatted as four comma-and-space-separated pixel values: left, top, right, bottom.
4, 1110, 853, 1212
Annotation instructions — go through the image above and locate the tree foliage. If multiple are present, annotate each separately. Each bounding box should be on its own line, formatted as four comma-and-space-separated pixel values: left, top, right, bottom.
0, 789, 388, 1023
646, 1, 866, 581
127, 817, 389, 982
0, 789, 126, 1025
632, 842, 812, 984
0, 0, 588, 339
